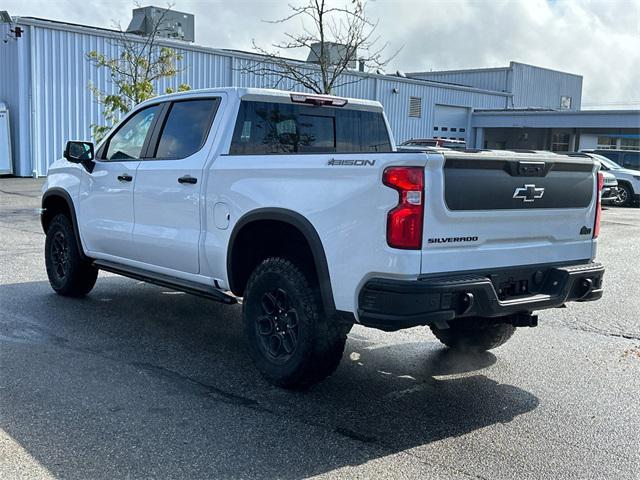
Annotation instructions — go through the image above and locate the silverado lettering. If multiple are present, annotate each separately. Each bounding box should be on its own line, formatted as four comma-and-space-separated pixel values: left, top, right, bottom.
428, 236, 479, 244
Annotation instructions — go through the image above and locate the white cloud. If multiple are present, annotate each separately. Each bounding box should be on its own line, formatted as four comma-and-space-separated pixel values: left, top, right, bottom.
4, 0, 639, 108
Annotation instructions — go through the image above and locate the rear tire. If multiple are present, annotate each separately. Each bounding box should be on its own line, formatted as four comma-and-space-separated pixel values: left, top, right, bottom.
243, 257, 348, 389
45, 214, 98, 297
430, 317, 515, 351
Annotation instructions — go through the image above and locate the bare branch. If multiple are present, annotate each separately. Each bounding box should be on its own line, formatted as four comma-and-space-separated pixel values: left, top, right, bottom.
242, 0, 399, 94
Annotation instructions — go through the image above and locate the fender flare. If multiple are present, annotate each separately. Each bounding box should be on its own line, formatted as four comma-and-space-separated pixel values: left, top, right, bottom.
41, 188, 89, 261
227, 208, 336, 314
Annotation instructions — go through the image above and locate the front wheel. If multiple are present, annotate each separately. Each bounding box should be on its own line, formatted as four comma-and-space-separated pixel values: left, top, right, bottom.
243, 257, 348, 389
430, 317, 515, 351
45, 214, 98, 297
613, 184, 633, 207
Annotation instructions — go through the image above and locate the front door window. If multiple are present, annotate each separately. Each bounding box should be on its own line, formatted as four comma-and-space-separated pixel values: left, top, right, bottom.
106, 105, 160, 160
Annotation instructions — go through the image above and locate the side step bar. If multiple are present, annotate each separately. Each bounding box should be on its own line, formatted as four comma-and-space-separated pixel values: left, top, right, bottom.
93, 260, 238, 305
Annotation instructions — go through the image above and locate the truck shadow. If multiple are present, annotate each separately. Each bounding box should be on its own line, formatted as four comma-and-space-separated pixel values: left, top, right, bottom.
0, 276, 540, 479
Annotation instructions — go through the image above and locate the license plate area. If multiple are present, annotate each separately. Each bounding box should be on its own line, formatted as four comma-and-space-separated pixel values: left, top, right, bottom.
488, 266, 551, 301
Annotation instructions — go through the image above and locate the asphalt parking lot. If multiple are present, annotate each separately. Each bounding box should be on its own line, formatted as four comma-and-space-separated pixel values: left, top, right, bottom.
0, 178, 639, 479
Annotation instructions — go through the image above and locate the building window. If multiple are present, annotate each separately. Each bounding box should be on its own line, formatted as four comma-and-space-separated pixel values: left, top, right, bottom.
459, 128, 465, 133
433, 126, 439, 131
551, 133, 570, 152
597, 136, 617, 149
441, 127, 448, 132
560, 96, 572, 110
408, 97, 422, 118
621, 138, 640, 150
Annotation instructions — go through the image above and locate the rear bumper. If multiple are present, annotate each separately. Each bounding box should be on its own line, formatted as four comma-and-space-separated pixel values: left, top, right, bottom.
358, 262, 604, 331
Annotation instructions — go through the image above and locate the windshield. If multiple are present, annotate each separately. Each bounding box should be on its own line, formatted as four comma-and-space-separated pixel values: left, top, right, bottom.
593, 154, 621, 170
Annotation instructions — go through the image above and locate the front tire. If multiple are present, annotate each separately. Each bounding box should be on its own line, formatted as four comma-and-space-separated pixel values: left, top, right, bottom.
613, 184, 633, 207
243, 257, 348, 389
45, 214, 98, 297
430, 317, 515, 351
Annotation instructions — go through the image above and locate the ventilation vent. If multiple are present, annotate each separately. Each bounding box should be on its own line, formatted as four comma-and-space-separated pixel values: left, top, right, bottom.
409, 97, 422, 118
126, 7, 195, 42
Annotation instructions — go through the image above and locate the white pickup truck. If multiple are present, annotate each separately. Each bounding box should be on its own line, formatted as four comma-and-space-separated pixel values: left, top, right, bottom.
42, 88, 605, 388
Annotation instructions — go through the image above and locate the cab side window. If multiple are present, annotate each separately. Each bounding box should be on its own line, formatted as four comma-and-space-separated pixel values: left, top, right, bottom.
105, 105, 160, 160
600, 151, 620, 164
622, 152, 639, 170
153, 99, 219, 159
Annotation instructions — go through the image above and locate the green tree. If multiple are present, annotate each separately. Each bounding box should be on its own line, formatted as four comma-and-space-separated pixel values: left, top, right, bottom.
87, 6, 190, 142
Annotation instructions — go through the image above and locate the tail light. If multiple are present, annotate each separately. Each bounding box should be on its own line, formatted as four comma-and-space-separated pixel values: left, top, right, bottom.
383, 167, 424, 249
593, 171, 604, 238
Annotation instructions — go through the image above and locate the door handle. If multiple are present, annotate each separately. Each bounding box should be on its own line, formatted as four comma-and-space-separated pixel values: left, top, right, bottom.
178, 175, 197, 185
117, 174, 133, 182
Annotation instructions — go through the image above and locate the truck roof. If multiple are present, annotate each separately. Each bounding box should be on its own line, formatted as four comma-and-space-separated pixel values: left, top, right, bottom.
137, 87, 384, 111
438, 149, 595, 162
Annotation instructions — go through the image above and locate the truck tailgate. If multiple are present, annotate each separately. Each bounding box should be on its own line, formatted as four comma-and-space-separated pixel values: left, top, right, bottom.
421, 151, 598, 275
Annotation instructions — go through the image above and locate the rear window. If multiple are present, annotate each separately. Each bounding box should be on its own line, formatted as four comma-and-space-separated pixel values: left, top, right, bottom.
154, 99, 219, 159
229, 101, 392, 155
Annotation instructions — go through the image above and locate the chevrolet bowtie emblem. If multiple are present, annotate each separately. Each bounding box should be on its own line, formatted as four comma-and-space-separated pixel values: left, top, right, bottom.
513, 184, 545, 203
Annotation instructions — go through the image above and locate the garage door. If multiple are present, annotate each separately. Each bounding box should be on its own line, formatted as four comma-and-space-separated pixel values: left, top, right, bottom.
433, 105, 469, 141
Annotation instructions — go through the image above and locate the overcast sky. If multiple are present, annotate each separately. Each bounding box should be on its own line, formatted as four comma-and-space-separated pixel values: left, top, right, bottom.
4, 0, 640, 109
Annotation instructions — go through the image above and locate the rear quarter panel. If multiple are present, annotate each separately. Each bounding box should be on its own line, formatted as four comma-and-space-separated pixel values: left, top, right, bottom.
202, 152, 427, 312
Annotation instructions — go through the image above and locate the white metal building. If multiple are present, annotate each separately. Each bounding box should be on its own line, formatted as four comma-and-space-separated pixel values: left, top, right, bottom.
409, 62, 584, 111
0, 12, 637, 176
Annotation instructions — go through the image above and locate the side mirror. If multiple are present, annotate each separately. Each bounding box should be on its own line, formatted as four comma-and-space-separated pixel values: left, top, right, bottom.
64, 141, 95, 173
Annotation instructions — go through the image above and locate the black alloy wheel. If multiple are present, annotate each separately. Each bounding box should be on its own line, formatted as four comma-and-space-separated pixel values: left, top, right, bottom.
50, 230, 71, 281
45, 213, 98, 297
243, 257, 350, 389
256, 287, 300, 363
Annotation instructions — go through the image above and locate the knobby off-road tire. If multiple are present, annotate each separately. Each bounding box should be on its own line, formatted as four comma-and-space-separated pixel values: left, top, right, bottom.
45, 213, 98, 297
243, 257, 349, 389
430, 317, 516, 351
